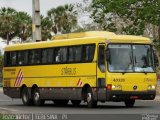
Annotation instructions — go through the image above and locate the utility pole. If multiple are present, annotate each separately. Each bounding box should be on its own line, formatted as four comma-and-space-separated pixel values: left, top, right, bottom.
32, 0, 41, 42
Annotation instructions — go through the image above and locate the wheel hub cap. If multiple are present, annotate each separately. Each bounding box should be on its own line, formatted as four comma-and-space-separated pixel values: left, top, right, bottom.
34, 92, 40, 101
87, 93, 92, 102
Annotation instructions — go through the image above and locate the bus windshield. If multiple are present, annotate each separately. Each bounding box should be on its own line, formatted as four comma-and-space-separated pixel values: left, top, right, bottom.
108, 44, 155, 73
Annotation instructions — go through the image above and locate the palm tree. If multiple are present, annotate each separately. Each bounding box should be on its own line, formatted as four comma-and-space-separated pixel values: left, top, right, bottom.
41, 16, 53, 41
14, 12, 32, 43
0, 7, 17, 45
47, 4, 78, 34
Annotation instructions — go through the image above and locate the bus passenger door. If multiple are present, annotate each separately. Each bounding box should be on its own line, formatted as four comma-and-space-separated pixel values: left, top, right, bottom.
97, 44, 106, 101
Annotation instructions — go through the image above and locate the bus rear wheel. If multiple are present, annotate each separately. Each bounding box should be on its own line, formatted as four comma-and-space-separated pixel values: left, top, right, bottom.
21, 87, 32, 106
124, 100, 135, 107
71, 100, 81, 107
86, 88, 97, 108
33, 87, 44, 106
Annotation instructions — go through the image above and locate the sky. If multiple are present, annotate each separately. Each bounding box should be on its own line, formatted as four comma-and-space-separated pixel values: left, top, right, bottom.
0, 0, 83, 16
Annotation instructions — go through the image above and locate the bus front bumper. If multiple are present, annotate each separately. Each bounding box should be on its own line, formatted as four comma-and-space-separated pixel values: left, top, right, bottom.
106, 90, 156, 102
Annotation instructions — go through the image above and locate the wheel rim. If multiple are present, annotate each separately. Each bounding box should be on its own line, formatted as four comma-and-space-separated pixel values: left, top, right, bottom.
34, 92, 40, 101
87, 93, 92, 103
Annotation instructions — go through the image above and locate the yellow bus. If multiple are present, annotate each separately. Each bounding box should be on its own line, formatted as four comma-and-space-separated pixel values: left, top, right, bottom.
3, 31, 158, 108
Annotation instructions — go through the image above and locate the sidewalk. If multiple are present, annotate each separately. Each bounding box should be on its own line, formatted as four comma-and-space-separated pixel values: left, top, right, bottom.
0, 87, 3, 93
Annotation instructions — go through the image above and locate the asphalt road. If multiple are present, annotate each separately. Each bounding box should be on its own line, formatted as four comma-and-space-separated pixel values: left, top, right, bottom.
0, 90, 160, 120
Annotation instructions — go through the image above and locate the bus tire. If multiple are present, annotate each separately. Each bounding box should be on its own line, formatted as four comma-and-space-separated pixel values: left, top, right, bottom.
71, 100, 81, 107
33, 87, 44, 106
86, 87, 97, 108
21, 87, 32, 106
124, 100, 135, 107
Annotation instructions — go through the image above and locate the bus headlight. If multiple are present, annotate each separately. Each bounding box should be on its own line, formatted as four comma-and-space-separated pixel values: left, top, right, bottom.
112, 85, 122, 90
148, 85, 156, 90
151, 85, 156, 89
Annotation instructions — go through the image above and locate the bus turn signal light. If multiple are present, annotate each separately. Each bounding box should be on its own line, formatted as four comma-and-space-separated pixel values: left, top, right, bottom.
107, 84, 112, 90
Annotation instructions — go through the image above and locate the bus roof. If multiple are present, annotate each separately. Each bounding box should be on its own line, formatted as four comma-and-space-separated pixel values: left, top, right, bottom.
52, 31, 116, 40
4, 31, 151, 51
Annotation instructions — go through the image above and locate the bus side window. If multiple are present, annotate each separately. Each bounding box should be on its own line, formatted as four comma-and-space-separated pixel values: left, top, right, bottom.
47, 48, 54, 64
75, 46, 82, 62
34, 49, 41, 64
42, 49, 47, 64
83, 44, 95, 62
11, 52, 17, 66
23, 51, 28, 65
69, 47, 74, 62
98, 45, 105, 72
60, 47, 68, 63
4, 52, 11, 67
17, 51, 22, 65
55, 48, 61, 63
28, 50, 35, 65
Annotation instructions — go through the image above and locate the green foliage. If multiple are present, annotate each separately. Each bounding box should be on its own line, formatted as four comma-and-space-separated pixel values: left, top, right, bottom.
14, 12, 32, 42
0, 8, 32, 44
91, 0, 160, 37
0, 7, 17, 44
41, 16, 53, 41
47, 4, 78, 34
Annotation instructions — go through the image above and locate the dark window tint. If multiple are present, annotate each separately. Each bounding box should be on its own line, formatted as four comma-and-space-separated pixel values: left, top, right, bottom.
69, 47, 74, 62
4, 52, 11, 67
83, 44, 95, 62
11, 52, 17, 66
59, 47, 68, 62
42, 48, 54, 64
98, 45, 105, 72
75, 46, 82, 62
17, 51, 28, 65
28, 49, 41, 65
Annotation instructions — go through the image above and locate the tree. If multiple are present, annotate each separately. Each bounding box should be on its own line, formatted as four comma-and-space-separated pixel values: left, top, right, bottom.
41, 16, 53, 41
0, 7, 17, 44
91, 0, 160, 42
47, 4, 78, 34
14, 12, 32, 43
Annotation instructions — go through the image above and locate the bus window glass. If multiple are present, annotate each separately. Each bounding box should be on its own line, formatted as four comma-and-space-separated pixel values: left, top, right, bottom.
28, 50, 35, 64
133, 45, 154, 72
59, 47, 67, 62
17, 51, 23, 65
108, 44, 133, 72
98, 45, 105, 72
42, 49, 47, 64
23, 51, 28, 65
55, 48, 61, 63
4, 52, 11, 67
42, 49, 53, 64
47, 49, 54, 63
11, 52, 17, 66
83, 45, 95, 62
69, 47, 74, 62
75, 46, 82, 62
34, 49, 41, 64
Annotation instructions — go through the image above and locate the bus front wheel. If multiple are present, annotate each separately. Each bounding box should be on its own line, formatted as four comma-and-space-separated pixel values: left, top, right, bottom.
86, 88, 97, 108
21, 87, 32, 106
33, 87, 44, 106
124, 100, 135, 107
